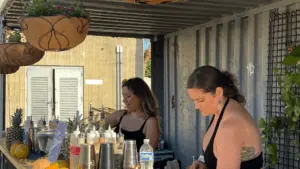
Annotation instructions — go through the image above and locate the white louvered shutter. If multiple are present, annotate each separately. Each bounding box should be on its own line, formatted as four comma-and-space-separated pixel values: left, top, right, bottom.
26, 67, 53, 124
55, 67, 83, 122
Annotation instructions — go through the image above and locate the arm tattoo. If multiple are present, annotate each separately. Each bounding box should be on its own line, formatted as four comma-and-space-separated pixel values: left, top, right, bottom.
241, 147, 256, 161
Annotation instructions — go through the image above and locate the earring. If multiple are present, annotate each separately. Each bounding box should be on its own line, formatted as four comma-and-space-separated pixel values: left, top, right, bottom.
218, 100, 222, 112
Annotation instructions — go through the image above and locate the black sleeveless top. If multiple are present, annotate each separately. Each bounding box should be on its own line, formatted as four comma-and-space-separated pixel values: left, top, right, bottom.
114, 111, 153, 151
203, 98, 263, 169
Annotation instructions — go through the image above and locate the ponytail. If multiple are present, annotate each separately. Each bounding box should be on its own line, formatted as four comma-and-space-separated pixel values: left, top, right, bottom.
222, 71, 246, 105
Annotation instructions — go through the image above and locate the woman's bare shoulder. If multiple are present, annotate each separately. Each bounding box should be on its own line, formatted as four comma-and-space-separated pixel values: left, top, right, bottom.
111, 109, 126, 120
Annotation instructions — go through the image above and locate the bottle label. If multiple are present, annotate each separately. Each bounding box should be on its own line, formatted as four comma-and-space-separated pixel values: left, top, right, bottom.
70, 146, 81, 156
140, 152, 154, 161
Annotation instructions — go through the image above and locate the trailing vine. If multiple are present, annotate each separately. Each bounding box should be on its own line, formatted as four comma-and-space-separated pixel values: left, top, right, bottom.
259, 45, 300, 166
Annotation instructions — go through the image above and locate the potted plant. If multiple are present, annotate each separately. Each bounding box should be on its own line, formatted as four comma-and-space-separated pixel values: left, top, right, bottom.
259, 45, 300, 166
19, 0, 89, 51
0, 29, 45, 69
0, 28, 21, 74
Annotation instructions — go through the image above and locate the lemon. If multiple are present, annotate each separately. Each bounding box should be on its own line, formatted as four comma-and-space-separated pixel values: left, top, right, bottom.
10, 142, 21, 156
14, 144, 29, 159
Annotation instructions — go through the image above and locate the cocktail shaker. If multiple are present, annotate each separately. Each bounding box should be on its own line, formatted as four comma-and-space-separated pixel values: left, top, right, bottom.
79, 144, 96, 169
123, 140, 139, 169
98, 142, 115, 169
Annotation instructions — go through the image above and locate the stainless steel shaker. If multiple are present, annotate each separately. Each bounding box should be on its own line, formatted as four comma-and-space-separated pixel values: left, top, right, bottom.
123, 140, 139, 169
98, 142, 115, 169
79, 144, 96, 169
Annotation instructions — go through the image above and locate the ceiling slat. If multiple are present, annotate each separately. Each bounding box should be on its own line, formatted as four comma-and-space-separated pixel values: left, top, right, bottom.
2, 0, 275, 36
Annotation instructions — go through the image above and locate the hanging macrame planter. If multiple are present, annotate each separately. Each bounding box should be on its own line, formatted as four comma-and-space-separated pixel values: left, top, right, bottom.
125, 0, 184, 4
20, 15, 89, 51
0, 43, 44, 66
0, 63, 19, 74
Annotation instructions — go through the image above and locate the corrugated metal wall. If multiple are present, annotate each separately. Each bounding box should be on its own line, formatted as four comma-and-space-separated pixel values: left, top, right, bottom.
0, 74, 3, 135
0, 16, 4, 136
163, 1, 300, 168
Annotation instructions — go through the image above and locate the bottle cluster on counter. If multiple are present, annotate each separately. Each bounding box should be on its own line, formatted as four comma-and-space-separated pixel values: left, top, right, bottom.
69, 123, 125, 169
10, 103, 167, 169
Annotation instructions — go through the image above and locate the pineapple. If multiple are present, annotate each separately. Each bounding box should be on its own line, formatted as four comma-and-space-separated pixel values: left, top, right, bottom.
6, 108, 23, 149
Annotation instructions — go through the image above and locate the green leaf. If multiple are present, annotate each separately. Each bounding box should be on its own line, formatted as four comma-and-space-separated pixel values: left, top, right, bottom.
282, 55, 300, 65
268, 144, 277, 155
294, 105, 300, 116
262, 137, 267, 143
296, 153, 300, 160
267, 143, 278, 165
288, 120, 296, 130
292, 116, 298, 122
258, 118, 266, 128
274, 67, 279, 74
290, 45, 300, 56
284, 105, 294, 118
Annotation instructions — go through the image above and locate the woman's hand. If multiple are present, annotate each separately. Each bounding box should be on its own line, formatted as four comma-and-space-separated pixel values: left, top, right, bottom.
187, 160, 207, 169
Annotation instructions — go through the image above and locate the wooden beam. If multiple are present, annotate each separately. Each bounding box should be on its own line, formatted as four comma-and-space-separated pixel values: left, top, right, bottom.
4, 17, 182, 31
90, 25, 173, 33
89, 27, 165, 35
4, 14, 205, 27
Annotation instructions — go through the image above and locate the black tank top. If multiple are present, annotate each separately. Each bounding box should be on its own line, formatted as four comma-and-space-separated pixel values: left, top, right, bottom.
114, 111, 153, 151
203, 98, 263, 169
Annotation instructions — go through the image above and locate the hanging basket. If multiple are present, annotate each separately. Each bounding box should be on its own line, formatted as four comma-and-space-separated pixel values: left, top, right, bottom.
0, 43, 44, 66
19, 15, 89, 51
0, 63, 19, 74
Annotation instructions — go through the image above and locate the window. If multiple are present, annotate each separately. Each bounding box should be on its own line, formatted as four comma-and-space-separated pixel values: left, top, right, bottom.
26, 66, 83, 124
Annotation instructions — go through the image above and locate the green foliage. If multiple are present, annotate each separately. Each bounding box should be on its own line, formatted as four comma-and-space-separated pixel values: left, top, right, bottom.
24, 0, 88, 18
145, 60, 151, 77
7, 30, 22, 43
259, 45, 300, 166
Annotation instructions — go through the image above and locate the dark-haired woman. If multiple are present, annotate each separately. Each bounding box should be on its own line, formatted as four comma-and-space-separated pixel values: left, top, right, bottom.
187, 66, 263, 169
105, 77, 160, 150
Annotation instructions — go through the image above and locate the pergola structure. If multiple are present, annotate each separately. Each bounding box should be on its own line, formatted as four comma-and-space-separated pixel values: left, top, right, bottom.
1, 0, 275, 37
1, 0, 284, 168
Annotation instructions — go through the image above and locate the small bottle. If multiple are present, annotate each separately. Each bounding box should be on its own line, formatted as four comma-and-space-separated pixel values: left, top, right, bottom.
158, 135, 164, 151
69, 126, 80, 169
139, 139, 154, 169
87, 126, 96, 144
37, 116, 44, 130
28, 116, 35, 153
23, 116, 31, 148
49, 115, 57, 130
98, 125, 105, 144
104, 124, 114, 143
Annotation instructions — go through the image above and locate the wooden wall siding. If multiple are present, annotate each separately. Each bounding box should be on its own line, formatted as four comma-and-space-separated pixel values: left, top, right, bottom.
5, 36, 139, 127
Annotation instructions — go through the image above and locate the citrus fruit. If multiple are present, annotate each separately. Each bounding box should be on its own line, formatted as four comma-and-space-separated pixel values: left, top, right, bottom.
10, 141, 21, 156
14, 144, 29, 159
32, 158, 51, 169
45, 163, 59, 169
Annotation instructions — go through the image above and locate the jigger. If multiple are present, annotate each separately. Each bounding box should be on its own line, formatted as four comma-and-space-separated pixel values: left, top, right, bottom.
123, 140, 138, 169
98, 142, 115, 169
79, 144, 96, 169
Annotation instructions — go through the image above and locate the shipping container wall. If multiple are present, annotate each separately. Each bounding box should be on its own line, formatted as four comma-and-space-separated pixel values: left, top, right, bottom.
0, 16, 4, 135
163, 1, 300, 168
0, 74, 3, 134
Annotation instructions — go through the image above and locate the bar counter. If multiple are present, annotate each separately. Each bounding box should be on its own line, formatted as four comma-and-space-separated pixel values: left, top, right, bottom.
0, 138, 33, 169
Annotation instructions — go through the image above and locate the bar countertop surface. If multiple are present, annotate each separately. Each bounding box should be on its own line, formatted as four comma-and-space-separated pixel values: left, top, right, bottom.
0, 138, 33, 169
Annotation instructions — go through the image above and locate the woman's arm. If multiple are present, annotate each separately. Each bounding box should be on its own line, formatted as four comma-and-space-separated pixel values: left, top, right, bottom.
144, 117, 160, 150
215, 120, 242, 169
105, 110, 125, 128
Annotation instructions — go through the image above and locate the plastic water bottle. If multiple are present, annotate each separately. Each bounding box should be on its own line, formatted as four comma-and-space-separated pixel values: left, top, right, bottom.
139, 139, 154, 169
